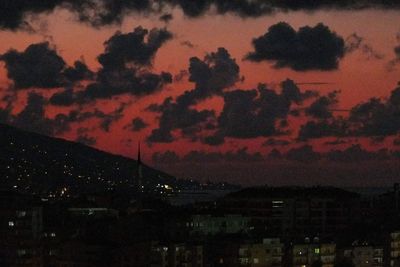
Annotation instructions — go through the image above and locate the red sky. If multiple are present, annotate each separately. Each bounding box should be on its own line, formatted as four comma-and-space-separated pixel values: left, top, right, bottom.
0, 5, 400, 184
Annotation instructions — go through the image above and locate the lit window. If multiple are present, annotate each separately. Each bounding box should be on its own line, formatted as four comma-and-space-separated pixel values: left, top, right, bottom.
8, 221, 14, 227
314, 248, 320, 254
254, 258, 259, 264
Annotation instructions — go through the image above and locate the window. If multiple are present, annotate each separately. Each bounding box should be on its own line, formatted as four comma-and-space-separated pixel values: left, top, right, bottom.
314, 248, 320, 254
8, 221, 14, 227
254, 258, 259, 264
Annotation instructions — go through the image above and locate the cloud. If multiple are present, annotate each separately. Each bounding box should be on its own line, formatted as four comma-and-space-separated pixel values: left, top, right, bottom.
262, 138, 290, 146
152, 147, 263, 164
296, 82, 400, 140
349, 84, 400, 136
147, 96, 216, 143
65, 0, 153, 28
81, 71, 172, 100
126, 117, 149, 132
298, 119, 349, 141
0, 42, 66, 89
97, 103, 128, 132
63, 60, 94, 82
305, 90, 339, 119
345, 33, 384, 60
0, 43, 95, 91
206, 81, 312, 143
326, 144, 390, 162
189, 47, 240, 100
246, 22, 346, 71
147, 47, 239, 143
152, 150, 180, 164
49, 88, 75, 106
12, 92, 71, 135
2, 0, 400, 31
97, 26, 172, 68
387, 45, 400, 71
0, 0, 62, 31
79, 27, 173, 100
286, 145, 321, 162
325, 139, 350, 145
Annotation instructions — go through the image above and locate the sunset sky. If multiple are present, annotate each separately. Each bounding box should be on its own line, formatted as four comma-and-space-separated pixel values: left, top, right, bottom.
1, 1, 400, 185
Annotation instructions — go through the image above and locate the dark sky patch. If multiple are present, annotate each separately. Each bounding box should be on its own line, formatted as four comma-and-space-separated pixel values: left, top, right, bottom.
79, 27, 173, 100
246, 22, 346, 71
0, 42, 66, 89
305, 90, 339, 119
126, 117, 149, 132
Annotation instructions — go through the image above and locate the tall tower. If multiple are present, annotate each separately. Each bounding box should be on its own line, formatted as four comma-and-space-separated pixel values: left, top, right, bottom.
135, 142, 143, 192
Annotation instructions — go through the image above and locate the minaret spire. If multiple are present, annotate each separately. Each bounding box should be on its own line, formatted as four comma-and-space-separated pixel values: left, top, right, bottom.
137, 141, 141, 165
136, 141, 143, 192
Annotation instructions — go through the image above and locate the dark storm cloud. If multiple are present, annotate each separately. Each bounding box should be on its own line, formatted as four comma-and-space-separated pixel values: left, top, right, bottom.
286, 145, 321, 162
245, 22, 346, 71
0, 43, 95, 91
305, 91, 339, 119
326, 145, 390, 162
2, 0, 400, 31
282, 78, 317, 103
262, 138, 290, 146
63, 60, 94, 83
349, 84, 400, 136
49, 88, 75, 106
0, 0, 63, 31
296, 82, 400, 140
125, 117, 149, 132
147, 95, 216, 143
12, 92, 71, 135
81, 71, 172, 100
189, 47, 240, 101
152, 150, 181, 164
207, 81, 311, 144
216, 89, 269, 139
325, 139, 350, 145
97, 103, 128, 132
284, 144, 393, 162
152, 147, 263, 164
0, 42, 66, 89
298, 119, 349, 141
147, 47, 239, 143
387, 45, 400, 71
80, 27, 173, 100
203, 134, 225, 146
97, 26, 172, 68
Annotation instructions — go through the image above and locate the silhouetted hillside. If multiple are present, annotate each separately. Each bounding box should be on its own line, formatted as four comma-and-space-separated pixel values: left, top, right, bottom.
0, 123, 181, 195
